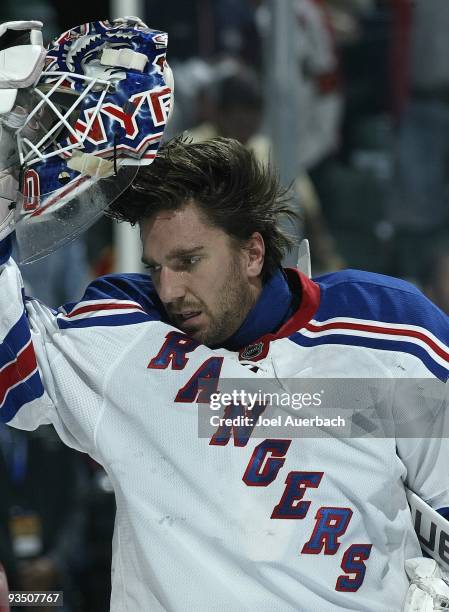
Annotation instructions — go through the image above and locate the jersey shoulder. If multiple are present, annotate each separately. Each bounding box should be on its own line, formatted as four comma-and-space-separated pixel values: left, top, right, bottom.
296, 269, 449, 380
314, 269, 447, 333
57, 273, 167, 329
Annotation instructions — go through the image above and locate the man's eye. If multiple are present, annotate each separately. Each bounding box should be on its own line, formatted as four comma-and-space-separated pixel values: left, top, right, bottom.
183, 256, 201, 268
144, 264, 161, 273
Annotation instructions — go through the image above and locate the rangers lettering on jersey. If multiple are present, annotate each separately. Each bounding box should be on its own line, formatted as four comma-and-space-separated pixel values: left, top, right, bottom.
2, 240, 449, 610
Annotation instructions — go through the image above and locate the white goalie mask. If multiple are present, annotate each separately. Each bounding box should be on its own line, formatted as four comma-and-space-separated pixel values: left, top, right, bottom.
12, 17, 173, 263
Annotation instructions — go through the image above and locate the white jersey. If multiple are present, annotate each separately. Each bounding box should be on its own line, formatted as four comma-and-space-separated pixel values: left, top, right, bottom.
1, 237, 449, 612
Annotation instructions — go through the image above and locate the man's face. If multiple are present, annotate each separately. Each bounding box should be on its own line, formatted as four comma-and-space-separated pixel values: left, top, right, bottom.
141, 201, 263, 345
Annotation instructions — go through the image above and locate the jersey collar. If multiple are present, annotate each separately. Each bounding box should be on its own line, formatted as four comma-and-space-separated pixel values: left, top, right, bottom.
236, 268, 321, 361
219, 269, 292, 351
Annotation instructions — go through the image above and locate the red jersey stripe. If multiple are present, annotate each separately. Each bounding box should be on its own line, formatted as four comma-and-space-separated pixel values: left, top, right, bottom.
305, 321, 449, 363
66, 302, 145, 318
0, 342, 38, 407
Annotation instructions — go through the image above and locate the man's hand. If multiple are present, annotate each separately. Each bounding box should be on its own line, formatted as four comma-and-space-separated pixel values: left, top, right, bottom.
0, 20, 45, 99
403, 557, 449, 611
0, 19, 45, 242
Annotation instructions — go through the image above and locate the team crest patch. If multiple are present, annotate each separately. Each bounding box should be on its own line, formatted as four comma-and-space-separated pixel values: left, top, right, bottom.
240, 342, 264, 360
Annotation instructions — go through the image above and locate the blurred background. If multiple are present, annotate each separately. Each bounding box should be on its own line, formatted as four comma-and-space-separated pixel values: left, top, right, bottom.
1, 0, 449, 610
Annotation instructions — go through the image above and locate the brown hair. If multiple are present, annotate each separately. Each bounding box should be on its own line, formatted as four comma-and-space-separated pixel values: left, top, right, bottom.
108, 136, 297, 279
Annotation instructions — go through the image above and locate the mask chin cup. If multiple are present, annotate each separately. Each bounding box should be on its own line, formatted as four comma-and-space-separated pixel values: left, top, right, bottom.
14, 165, 138, 264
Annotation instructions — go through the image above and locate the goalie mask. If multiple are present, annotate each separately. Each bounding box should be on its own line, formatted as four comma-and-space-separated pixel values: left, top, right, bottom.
13, 17, 173, 263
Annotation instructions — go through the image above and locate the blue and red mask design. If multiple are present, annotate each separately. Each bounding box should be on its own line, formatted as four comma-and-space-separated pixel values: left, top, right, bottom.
14, 17, 173, 263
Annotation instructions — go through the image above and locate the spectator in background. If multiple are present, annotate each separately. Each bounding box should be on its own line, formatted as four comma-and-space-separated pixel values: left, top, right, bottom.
158, 0, 261, 139
293, 0, 343, 174
144, 0, 261, 67
189, 60, 344, 273
299, 1, 412, 275
213, 0, 262, 69
163, 58, 214, 139
0, 451, 16, 595
0, 425, 89, 612
188, 60, 263, 149
78, 461, 115, 612
390, 0, 449, 280
16, 239, 89, 309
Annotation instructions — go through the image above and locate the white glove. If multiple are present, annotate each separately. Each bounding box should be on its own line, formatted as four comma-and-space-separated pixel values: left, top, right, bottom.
0, 19, 43, 38
0, 20, 45, 113
403, 557, 449, 611
0, 19, 45, 241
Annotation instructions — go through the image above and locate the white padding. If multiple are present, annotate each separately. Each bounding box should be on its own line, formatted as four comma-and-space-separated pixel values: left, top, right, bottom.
101, 48, 147, 72
0, 88, 17, 113
67, 152, 115, 179
0, 44, 46, 88
30, 29, 43, 46
0, 20, 43, 38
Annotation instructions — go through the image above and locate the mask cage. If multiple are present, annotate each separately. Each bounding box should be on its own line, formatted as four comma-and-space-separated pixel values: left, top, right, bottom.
17, 71, 111, 166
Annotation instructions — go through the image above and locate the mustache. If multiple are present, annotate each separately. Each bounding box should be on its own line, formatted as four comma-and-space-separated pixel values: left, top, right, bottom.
166, 302, 205, 316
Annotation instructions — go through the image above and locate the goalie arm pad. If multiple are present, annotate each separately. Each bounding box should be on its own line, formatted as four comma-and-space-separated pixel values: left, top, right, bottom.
407, 489, 449, 572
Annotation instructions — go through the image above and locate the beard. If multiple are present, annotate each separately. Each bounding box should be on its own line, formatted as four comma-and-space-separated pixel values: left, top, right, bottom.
168, 253, 257, 347
203, 257, 256, 346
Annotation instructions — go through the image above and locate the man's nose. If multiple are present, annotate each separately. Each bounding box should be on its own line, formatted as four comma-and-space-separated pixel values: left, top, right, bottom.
157, 267, 186, 304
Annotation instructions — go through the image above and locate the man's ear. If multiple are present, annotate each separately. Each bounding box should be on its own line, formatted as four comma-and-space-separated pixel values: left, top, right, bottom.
244, 232, 265, 278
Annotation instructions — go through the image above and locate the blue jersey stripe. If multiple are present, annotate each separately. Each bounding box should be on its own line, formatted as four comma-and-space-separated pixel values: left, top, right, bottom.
57, 311, 151, 329
0, 370, 45, 423
68, 272, 165, 322
0, 312, 32, 370
314, 270, 449, 344
309, 270, 449, 380
289, 332, 449, 381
